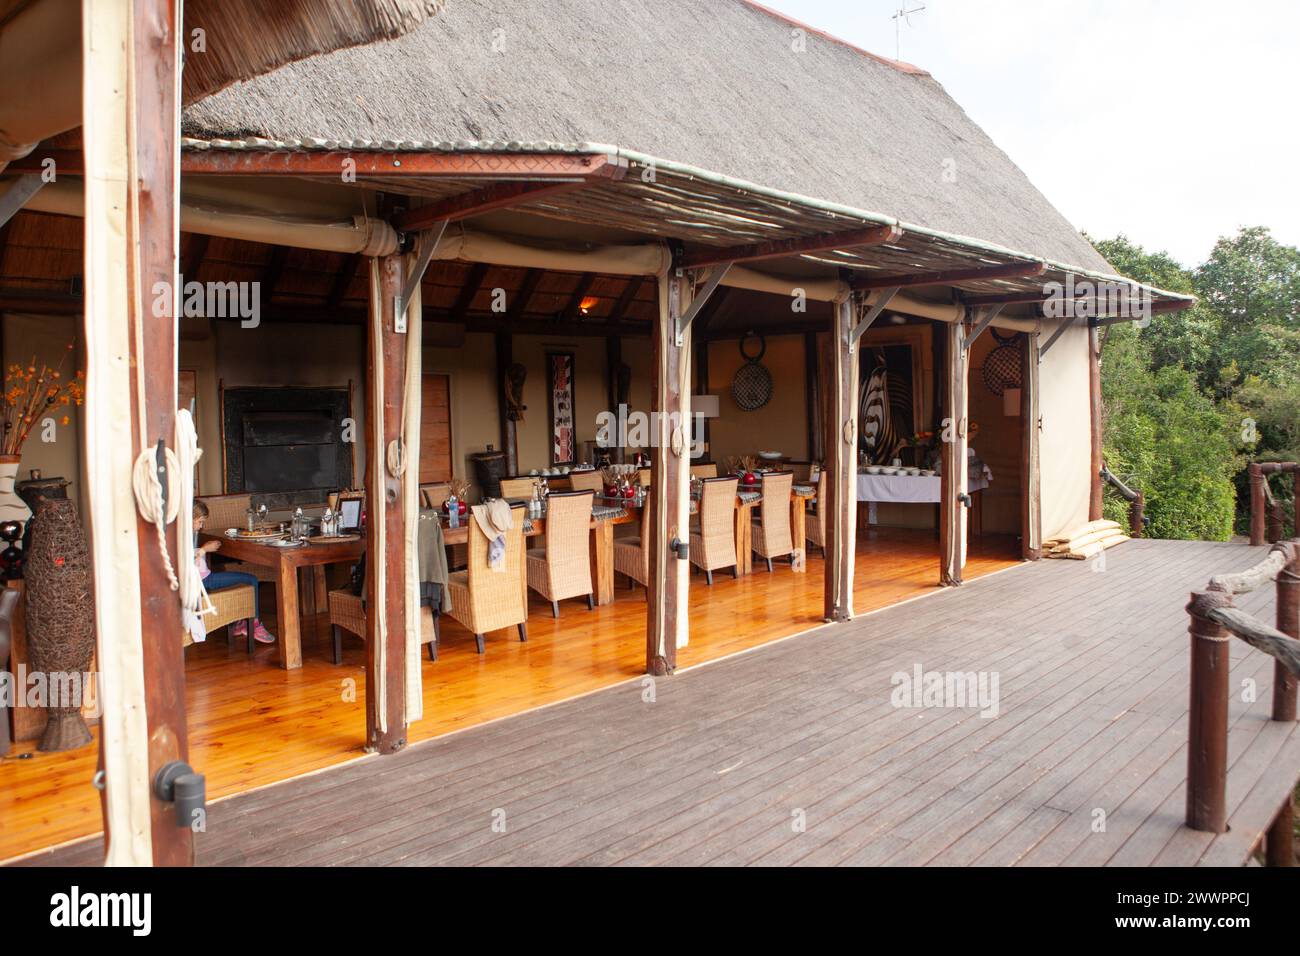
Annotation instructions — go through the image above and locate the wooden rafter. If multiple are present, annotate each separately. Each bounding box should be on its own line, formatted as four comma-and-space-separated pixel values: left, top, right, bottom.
181, 232, 210, 281
562, 273, 597, 321
327, 253, 362, 308
259, 245, 289, 301
677, 224, 902, 269
508, 269, 543, 319
450, 262, 489, 320
850, 260, 1045, 291
609, 275, 644, 321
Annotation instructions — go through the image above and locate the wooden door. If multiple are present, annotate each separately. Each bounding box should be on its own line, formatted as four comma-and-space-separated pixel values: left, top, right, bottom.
420, 374, 453, 484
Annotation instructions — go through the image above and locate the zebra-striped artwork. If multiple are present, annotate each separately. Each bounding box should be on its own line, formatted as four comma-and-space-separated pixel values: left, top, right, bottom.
859, 348, 915, 465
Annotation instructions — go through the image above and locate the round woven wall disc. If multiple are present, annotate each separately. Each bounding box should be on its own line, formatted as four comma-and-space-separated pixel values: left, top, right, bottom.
732, 332, 772, 410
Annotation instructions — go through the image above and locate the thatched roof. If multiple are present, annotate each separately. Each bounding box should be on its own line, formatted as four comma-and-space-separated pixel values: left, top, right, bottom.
182, 0, 1113, 275
181, 0, 446, 103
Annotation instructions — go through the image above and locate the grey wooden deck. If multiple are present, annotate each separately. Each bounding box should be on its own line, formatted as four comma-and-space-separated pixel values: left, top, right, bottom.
28, 538, 1300, 866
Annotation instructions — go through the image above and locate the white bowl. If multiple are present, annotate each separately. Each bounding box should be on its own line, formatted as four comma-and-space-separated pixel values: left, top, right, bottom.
879, 466, 897, 475
866, 465, 882, 474
528, 469, 538, 476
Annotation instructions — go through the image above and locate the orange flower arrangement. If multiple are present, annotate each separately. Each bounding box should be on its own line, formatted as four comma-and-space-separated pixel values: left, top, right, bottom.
1, 343, 85, 458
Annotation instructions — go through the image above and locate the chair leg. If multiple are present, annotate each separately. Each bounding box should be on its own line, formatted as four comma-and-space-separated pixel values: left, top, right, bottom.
705, 569, 713, 586
246, 620, 255, 655
475, 633, 485, 654
587, 593, 594, 611
551, 600, 560, 619
426, 640, 437, 662
732, 565, 739, 578
331, 624, 343, 665
517, 622, 528, 642
766, 557, 773, 573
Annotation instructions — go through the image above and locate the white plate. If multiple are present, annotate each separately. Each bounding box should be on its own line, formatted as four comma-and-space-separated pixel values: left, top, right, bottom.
919, 469, 936, 477
268, 538, 304, 548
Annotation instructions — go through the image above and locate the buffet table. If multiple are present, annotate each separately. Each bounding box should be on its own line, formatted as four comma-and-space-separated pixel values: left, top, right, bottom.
856, 465, 991, 533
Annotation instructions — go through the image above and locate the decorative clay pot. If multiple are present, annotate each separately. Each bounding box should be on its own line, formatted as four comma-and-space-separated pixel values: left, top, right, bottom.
0, 456, 31, 527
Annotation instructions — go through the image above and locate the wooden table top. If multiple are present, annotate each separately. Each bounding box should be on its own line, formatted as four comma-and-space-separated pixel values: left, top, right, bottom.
201, 532, 363, 568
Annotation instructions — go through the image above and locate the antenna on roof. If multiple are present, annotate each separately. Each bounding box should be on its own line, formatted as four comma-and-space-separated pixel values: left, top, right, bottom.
890, 4, 926, 60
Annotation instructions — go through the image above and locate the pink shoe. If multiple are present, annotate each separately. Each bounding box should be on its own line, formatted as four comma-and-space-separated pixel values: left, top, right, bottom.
252, 621, 276, 644
231, 620, 248, 639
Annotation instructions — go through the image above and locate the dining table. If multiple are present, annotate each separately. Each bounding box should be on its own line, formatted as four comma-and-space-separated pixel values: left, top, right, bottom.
201, 531, 364, 670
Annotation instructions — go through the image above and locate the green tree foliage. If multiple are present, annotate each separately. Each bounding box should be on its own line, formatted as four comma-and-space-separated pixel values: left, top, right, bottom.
1087, 228, 1300, 540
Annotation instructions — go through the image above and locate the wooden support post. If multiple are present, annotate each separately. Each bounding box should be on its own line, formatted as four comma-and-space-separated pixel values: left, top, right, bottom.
607, 335, 623, 462
364, 254, 410, 753
804, 331, 822, 464
1185, 590, 1232, 833
1249, 463, 1266, 546
1275, 543, 1299, 723
1265, 796, 1295, 867
646, 272, 691, 674
1021, 331, 1042, 560
940, 319, 969, 586
1294, 468, 1300, 538
1130, 491, 1145, 539
1267, 499, 1285, 544
823, 297, 858, 621
496, 332, 518, 475
82, 0, 191, 867
1088, 324, 1104, 522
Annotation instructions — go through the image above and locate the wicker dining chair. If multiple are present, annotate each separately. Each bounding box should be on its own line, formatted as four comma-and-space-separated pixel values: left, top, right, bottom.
327, 587, 440, 664
751, 471, 795, 572
499, 476, 539, 500
689, 476, 739, 584
689, 463, 718, 479
613, 498, 652, 594
182, 583, 256, 653
805, 469, 827, 555
568, 470, 604, 492
445, 504, 528, 654
198, 493, 279, 585
527, 490, 595, 617
420, 482, 452, 509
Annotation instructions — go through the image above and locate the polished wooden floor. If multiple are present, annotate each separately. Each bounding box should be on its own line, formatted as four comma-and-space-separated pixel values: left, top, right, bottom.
0, 529, 1019, 862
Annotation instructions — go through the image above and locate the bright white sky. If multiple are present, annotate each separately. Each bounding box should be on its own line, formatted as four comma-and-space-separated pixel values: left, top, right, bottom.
761, 0, 1300, 268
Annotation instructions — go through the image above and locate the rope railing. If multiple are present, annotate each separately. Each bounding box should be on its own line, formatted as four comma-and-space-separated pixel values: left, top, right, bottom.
1185, 540, 1300, 852
1100, 464, 1146, 538
1248, 461, 1299, 546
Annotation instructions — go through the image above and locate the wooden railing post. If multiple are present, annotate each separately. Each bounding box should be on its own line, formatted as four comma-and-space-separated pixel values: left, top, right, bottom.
1249, 463, 1266, 546
1293, 466, 1300, 538
1130, 491, 1145, 538
1275, 541, 1299, 723
1186, 590, 1232, 833
1265, 796, 1295, 867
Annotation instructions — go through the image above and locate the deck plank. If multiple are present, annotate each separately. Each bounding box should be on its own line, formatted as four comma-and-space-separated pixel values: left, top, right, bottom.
17, 538, 1300, 868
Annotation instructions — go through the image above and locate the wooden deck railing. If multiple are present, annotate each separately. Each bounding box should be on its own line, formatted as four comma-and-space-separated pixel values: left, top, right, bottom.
1249, 461, 1300, 546
1186, 540, 1300, 863
1100, 464, 1145, 537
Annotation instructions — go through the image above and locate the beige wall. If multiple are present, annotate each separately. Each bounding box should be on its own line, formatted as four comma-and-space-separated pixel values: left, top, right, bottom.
705, 334, 809, 466
423, 331, 497, 496
512, 334, 611, 473
969, 332, 1024, 535
0, 313, 86, 514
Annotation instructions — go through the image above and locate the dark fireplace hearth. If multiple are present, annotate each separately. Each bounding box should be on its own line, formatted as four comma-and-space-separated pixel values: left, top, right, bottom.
222, 387, 353, 505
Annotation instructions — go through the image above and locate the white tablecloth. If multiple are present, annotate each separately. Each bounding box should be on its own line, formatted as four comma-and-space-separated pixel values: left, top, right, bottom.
856, 472, 989, 504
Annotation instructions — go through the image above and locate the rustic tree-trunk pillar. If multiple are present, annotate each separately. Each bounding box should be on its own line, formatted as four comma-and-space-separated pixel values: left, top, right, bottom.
1088, 323, 1104, 522
82, 0, 191, 866
1021, 331, 1042, 560
1249, 463, 1266, 546
940, 319, 970, 586
1185, 590, 1231, 833
1130, 491, 1145, 538
646, 271, 691, 674
822, 297, 858, 621
1274, 543, 1299, 723
364, 254, 411, 752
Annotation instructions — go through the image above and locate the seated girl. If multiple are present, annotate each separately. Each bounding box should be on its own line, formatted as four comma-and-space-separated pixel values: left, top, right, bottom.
193, 500, 275, 644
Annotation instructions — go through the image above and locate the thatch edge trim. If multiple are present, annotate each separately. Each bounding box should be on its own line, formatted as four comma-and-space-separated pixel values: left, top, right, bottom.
176, 136, 1195, 307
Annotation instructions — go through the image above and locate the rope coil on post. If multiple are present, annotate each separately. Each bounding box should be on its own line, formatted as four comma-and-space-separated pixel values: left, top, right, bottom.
130, 408, 210, 615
